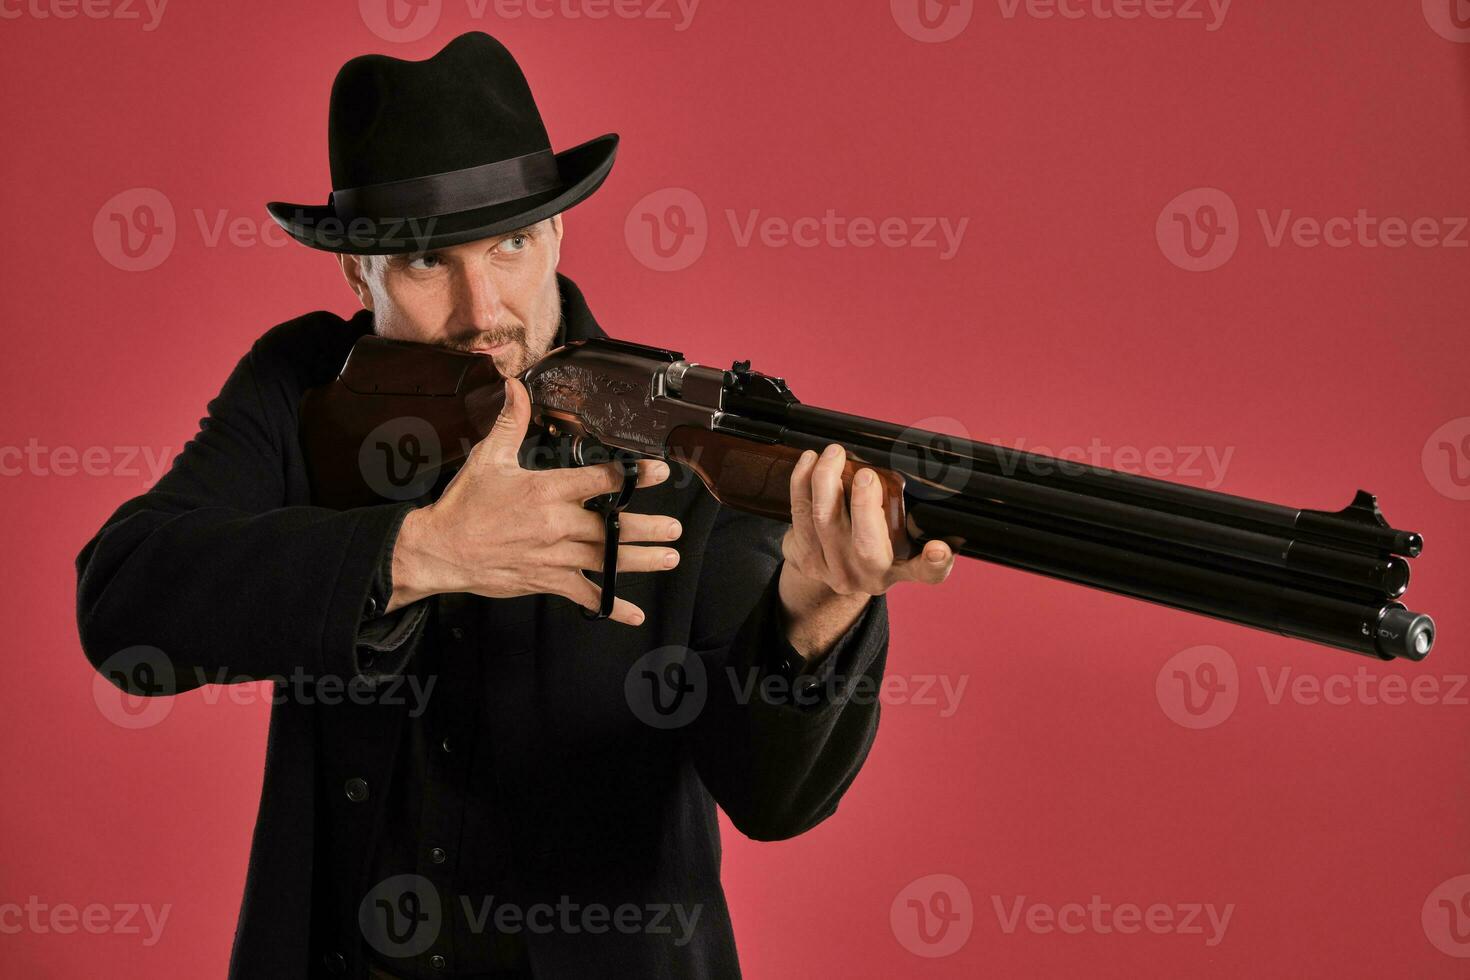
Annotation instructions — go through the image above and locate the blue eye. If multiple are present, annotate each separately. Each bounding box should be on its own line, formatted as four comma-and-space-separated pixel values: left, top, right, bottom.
501, 234, 529, 253
407, 253, 441, 270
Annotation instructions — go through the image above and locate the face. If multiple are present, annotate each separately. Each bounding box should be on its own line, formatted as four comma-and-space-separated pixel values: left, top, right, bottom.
338, 215, 564, 378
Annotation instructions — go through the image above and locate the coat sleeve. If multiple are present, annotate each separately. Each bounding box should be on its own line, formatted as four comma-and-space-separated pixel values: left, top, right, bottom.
684, 504, 890, 842
75, 334, 420, 697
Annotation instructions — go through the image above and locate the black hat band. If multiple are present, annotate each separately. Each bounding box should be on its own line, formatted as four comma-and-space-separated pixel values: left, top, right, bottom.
330, 149, 561, 221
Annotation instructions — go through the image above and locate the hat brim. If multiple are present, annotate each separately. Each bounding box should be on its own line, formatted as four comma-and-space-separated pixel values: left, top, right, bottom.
266, 133, 618, 255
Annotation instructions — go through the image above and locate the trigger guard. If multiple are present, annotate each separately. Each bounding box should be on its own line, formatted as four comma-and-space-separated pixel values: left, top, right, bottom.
580, 453, 641, 621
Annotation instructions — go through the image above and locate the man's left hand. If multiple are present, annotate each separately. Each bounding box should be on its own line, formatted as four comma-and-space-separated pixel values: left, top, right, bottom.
779, 443, 956, 661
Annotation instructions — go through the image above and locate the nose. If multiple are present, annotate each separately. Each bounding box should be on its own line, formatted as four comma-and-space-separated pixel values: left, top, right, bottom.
455, 263, 506, 332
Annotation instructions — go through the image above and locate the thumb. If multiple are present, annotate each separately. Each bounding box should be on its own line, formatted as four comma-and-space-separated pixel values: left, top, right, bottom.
483, 377, 531, 467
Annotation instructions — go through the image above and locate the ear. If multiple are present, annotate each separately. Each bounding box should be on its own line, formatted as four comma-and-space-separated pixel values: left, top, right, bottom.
549, 213, 564, 268
337, 253, 374, 311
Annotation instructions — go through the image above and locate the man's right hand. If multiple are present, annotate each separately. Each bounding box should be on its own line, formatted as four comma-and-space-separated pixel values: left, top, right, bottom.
386, 377, 682, 625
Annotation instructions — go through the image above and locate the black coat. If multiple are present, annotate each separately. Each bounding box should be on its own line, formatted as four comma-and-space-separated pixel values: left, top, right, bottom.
75, 276, 890, 979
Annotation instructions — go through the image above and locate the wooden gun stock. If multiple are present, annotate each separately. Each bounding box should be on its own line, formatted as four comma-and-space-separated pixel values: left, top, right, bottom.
299, 337, 505, 510
664, 426, 914, 560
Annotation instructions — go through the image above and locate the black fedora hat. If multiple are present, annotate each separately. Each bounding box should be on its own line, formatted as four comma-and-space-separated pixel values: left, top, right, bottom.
267, 32, 617, 255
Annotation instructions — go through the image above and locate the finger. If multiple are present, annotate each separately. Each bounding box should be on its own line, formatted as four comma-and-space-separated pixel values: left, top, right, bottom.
786, 449, 828, 576
558, 542, 681, 574
633, 458, 671, 488
561, 573, 646, 626
556, 508, 681, 544
809, 443, 853, 572
481, 377, 532, 468
614, 512, 683, 544
551, 458, 669, 502
558, 507, 610, 542
893, 539, 956, 586
848, 468, 895, 570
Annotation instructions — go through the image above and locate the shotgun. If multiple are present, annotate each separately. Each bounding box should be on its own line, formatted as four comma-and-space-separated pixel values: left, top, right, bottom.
300, 335, 1435, 661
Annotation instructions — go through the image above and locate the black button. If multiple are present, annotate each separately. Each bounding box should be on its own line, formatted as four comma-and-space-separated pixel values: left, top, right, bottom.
322, 951, 346, 974
794, 675, 821, 697
364, 595, 379, 617
360, 652, 376, 671
440, 737, 453, 754
430, 954, 447, 969
344, 777, 369, 803
449, 627, 465, 641
429, 847, 447, 864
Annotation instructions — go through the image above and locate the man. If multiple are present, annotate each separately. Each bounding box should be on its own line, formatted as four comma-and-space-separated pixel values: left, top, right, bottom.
76, 32, 953, 980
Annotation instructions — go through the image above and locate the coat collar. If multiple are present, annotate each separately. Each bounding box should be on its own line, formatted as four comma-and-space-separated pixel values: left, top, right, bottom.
555, 272, 607, 345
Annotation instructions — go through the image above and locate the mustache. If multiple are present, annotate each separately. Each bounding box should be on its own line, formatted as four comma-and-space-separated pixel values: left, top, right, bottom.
443, 325, 527, 353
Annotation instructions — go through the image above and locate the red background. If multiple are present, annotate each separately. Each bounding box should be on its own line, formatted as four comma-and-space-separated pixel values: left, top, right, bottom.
3, 1, 1467, 976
